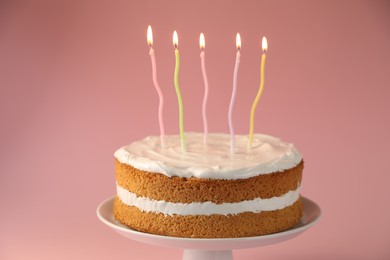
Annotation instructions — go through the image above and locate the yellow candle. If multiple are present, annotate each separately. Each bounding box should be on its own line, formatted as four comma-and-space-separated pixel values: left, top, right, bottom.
173, 31, 186, 152
248, 36, 268, 148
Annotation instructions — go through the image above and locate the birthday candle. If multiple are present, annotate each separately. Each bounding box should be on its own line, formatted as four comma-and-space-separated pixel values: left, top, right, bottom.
147, 25, 165, 147
229, 33, 241, 154
173, 31, 186, 152
248, 36, 268, 149
199, 33, 209, 145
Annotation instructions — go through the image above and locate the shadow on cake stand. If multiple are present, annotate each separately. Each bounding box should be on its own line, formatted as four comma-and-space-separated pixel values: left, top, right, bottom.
97, 196, 321, 260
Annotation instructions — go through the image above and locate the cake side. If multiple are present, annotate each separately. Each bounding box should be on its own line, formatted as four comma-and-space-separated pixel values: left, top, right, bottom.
115, 159, 303, 204
113, 133, 304, 238
113, 196, 303, 238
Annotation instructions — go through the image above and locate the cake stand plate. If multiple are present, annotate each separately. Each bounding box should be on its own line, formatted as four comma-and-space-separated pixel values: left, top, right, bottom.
97, 196, 321, 260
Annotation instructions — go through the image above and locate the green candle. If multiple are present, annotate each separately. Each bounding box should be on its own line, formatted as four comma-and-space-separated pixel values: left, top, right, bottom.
173, 31, 186, 152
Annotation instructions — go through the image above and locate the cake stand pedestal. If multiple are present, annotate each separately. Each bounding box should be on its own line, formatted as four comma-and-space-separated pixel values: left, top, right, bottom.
97, 196, 321, 260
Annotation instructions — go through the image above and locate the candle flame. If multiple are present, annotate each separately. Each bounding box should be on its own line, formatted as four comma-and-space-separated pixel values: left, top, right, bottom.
236, 33, 241, 50
200, 33, 205, 50
173, 30, 178, 48
262, 36, 268, 53
147, 25, 153, 47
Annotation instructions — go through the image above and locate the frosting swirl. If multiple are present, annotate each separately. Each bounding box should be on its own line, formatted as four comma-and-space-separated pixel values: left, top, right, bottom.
114, 133, 302, 180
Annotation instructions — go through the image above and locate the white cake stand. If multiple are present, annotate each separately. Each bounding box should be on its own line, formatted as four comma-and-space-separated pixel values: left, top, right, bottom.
97, 196, 321, 260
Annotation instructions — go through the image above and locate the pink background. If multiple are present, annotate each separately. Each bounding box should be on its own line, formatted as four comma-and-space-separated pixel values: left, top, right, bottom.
1, 0, 390, 259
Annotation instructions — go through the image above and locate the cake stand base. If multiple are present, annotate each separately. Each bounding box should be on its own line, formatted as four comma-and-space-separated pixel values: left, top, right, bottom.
97, 196, 321, 260
183, 249, 232, 260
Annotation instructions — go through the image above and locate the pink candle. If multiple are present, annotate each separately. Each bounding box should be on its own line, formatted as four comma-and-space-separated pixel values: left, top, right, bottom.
228, 33, 241, 154
199, 33, 209, 145
147, 25, 165, 147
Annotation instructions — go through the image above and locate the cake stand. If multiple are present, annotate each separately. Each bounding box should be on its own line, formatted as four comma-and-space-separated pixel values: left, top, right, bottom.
97, 196, 321, 260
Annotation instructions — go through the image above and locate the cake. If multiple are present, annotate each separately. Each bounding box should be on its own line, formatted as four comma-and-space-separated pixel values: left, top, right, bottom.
113, 132, 303, 238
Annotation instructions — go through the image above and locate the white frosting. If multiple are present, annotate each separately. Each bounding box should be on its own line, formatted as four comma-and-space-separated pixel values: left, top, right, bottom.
116, 184, 301, 216
114, 133, 302, 180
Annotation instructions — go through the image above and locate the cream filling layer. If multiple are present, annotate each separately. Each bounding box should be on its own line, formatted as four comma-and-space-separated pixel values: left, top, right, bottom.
116, 184, 301, 216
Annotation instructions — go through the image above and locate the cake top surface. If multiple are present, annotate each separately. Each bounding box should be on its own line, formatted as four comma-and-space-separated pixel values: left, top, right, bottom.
114, 132, 302, 180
